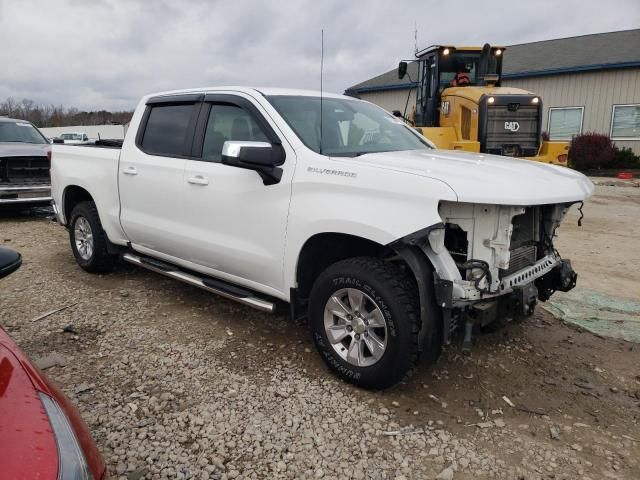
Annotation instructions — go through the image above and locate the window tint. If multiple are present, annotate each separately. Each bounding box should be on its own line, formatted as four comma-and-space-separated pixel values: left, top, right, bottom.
202, 104, 269, 162
611, 104, 640, 139
548, 107, 583, 139
141, 104, 195, 156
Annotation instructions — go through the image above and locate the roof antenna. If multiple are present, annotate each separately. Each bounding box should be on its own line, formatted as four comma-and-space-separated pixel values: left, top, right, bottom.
414, 22, 418, 54
319, 28, 324, 155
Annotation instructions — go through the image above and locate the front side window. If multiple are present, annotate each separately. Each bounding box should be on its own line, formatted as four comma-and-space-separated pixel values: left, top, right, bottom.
141, 103, 196, 156
201, 104, 269, 162
548, 107, 584, 140
611, 104, 640, 139
267, 96, 431, 157
0, 121, 47, 144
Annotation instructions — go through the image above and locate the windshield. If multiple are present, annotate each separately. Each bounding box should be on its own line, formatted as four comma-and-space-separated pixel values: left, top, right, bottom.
0, 121, 48, 144
267, 95, 432, 157
438, 51, 500, 89
61, 133, 84, 140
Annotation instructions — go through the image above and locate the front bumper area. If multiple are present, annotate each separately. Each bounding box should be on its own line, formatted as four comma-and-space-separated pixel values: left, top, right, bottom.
0, 185, 52, 205
436, 259, 576, 318
436, 253, 562, 306
432, 259, 577, 347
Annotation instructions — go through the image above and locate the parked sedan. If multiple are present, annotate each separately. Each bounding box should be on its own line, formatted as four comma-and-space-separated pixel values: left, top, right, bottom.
0, 247, 107, 479
0, 117, 51, 206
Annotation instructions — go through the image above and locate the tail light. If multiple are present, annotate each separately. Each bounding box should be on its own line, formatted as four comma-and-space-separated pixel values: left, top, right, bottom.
38, 393, 93, 480
47, 148, 52, 162
557, 154, 567, 164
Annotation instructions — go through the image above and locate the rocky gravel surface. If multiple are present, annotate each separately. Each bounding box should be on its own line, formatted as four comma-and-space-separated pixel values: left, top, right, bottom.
1, 188, 640, 480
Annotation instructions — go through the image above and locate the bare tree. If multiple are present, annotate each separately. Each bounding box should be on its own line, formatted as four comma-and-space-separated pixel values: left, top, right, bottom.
0, 97, 133, 127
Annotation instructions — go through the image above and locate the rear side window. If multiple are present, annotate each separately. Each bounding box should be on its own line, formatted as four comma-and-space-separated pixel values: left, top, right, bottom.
141, 104, 196, 156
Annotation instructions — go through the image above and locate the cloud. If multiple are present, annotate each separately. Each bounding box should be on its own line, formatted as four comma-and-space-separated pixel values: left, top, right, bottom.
0, 0, 637, 110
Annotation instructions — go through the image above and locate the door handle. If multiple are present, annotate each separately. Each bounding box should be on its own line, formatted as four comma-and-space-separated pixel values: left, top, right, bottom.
122, 166, 138, 175
187, 175, 209, 186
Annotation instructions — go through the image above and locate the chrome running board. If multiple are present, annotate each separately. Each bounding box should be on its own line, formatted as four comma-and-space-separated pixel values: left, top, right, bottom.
122, 253, 275, 313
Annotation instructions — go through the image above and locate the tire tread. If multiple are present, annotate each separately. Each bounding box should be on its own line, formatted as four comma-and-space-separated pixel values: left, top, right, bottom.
69, 201, 117, 273
310, 256, 421, 389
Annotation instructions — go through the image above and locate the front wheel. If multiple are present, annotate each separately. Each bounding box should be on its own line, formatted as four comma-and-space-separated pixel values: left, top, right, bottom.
69, 201, 117, 273
308, 257, 421, 389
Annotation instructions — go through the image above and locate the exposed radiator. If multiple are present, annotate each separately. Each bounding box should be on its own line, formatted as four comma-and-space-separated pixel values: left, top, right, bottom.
502, 244, 537, 277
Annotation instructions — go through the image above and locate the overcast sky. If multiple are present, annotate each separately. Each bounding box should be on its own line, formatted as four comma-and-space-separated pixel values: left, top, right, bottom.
1, 0, 638, 111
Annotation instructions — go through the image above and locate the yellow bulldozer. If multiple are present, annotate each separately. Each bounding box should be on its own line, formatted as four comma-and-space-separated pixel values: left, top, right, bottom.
397, 43, 568, 165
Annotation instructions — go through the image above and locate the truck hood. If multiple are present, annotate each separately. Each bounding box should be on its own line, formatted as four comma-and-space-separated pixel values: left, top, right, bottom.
0, 142, 50, 157
350, 149, 594, 205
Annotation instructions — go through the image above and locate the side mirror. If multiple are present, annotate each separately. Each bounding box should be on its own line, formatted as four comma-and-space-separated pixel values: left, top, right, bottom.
221, 141, 284, 185
398, 61, 408, 79
0, 247, 22, 279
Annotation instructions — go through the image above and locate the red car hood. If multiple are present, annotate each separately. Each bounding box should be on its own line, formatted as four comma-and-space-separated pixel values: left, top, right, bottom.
0, 343, 58, 480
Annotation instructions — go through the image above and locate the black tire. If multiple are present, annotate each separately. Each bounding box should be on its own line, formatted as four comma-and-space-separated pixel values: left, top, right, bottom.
309, 257, 421, 389
68, 201, 117, 273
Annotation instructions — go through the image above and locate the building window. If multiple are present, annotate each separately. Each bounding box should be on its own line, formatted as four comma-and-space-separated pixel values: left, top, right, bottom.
548, 107, 584, 140
611, 104, 640, 140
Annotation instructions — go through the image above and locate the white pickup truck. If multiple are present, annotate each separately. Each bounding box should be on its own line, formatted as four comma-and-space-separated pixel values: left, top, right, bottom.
51, 87, 593, 389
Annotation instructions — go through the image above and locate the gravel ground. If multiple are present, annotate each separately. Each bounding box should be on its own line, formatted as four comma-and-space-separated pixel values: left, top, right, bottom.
1, 183, 639, 479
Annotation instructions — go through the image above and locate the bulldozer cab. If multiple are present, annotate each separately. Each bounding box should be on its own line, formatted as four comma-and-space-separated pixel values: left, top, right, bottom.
396, 43, 569, 165
399, 44, 504, 127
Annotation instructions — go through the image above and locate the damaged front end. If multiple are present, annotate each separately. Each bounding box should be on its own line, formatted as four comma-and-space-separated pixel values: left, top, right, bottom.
421, 201, 578, 347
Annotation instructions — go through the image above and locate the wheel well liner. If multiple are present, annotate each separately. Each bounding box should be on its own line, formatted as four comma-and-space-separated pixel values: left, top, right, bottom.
62, 185, 93, 225
296, 233, 393, 299
392, 244, 442, 353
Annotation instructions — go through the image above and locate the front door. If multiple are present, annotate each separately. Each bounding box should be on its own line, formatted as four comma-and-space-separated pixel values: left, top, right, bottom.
181, 94, 295, 294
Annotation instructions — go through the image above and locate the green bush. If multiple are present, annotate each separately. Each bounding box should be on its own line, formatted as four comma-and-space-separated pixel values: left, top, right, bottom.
568, 133, 616, 171
612, 146, 640, 169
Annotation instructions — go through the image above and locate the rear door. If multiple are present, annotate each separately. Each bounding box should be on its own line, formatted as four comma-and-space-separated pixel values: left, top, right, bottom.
180, 93, 296, 294
118, 95, 201, 258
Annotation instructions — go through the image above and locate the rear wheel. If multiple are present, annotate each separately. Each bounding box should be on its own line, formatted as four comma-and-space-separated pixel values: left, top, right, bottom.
69, 201, 117, 273
309, 257, 421, 389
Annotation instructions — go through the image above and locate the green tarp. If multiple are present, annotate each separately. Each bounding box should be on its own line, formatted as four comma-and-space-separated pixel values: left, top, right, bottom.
543, 288, 640, 343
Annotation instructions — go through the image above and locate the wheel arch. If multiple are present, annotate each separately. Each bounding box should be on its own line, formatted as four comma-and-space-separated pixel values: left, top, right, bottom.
292, 228, 443, 353
62, 185, 94, 226
295, 232, 394, 301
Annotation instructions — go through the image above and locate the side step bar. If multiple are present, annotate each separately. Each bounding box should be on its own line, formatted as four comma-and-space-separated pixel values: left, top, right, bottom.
122, 253, 276, 313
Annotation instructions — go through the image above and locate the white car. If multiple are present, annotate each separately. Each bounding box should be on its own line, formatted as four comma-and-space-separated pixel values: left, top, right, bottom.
59, 132, 90, 144
50, 87, 593, 389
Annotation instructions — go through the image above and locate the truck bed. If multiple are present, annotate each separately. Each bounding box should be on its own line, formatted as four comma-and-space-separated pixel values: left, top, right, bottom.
50, 144, 124, 243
